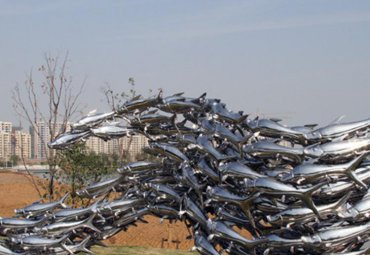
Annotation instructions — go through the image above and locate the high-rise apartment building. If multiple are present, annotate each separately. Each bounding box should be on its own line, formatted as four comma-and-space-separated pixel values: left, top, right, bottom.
0, 122, 12, 133
30, 121, 68, 159
85, 135, 148, 159
0, 131, 12, 161
12, 130, 32, 160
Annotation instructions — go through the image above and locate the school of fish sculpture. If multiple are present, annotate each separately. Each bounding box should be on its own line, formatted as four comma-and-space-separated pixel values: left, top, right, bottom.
1, 91, 370, 254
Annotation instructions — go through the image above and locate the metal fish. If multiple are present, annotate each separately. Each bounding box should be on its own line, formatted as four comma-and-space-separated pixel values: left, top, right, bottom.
193, 231, 220, 255
36, 214, 100, 235
305, 118, 370, 142
117, 93, 162, 114
71, 111, 115, 131
244, 140, 305, 163
15, 193, 69, 217
303, 138, 370, 162
244, 118, 307, 143
48, 131, 90, 149
147, 143, 189, 162
219, 161, 265, 181
282, 153, 368, 188
245, 177, 324, 216
266, 192, 351, 226
91, 125, 136, 140
207, 220, 266, 249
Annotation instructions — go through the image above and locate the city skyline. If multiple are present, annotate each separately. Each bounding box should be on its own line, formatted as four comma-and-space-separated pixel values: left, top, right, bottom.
0, 120, 148, 162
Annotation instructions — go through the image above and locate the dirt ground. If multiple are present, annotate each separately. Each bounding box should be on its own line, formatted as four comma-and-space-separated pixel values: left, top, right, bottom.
0, 171, 252, 251
0, 171, 194, 250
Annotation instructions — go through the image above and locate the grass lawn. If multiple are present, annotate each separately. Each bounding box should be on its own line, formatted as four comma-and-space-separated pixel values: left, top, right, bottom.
92, 246, 196, 255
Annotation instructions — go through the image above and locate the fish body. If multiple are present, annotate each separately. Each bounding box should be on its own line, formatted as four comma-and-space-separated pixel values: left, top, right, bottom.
71, 111, 115, 131
148, 143, 189, 162
245, 118, 306, 143
283, 153, 368, 188
146, 183, 182, 203
306, 118, 370, 142
91, 125, 136, 139
304, 138, 370, 162
181, 196, 208, 228
267, 192, 351, 226
193, 232, 220, 255
245, 177, 323, 216
36, 214, 99, 235
0, 243, 25, 255
117, 161, 162, 174
15, 193, 69, 217
196, 157, 220, 182
219, 161, 264, 180
48, 131, 90, 149
244, 140, 304, 163
207, 220, 266, 248
210, 102, 247, 124
76, 176, 122, 198
53, 201, 98, 221
196, 135, 234, 161
117, 95, 162, 114
0, 217, 47, 229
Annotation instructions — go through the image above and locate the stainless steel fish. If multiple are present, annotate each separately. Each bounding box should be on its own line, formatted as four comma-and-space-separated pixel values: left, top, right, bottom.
15, 193, 69, 217
48, 131, 90, 149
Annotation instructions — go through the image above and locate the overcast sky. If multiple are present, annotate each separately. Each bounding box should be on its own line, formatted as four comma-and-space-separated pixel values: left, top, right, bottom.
1, 1, 370, 127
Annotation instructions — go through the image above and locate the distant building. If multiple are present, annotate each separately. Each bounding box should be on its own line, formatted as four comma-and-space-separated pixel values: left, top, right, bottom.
12, 130, 32, 160
0, 122, 12, 133
0, 131, 12, 161
30, 121, 68, 160
85, 135, 148, 159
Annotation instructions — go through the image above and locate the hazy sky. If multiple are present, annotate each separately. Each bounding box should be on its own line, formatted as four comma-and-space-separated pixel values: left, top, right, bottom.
1, 1, 370, 127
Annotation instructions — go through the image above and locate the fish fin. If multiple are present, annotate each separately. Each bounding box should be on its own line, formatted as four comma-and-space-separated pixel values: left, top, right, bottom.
173, 92, 185, 97
345, 152, 369, 189
83, 214, 101, 233
333, 191, 352, 213
237, 114, 249, 124
304, 124, 318, 129
240, 192, 260, 230
330, 115, 345, 125
192, 92, 207, 104
58, 234, 71, 243
78, 236, 93, 254
61, 243, 74, 255
270, 118, 282, 123
300, 182, 327, 218
131, 94, 142, 101
86, 109, 97, 116
59, 192, 70, 208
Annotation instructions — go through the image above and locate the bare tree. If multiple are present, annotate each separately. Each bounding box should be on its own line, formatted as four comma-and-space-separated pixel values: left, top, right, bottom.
12, 53, 85, 200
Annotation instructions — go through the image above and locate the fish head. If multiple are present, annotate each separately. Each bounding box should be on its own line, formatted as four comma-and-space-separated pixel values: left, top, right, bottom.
47, 139, 64, 149
265, 214, 279, 224
14, 208, 24, 215
304, 131, 322, 141
303, 144, 324, 158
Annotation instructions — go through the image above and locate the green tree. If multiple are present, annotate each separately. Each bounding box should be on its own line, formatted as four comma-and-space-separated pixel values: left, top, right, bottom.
58, 143, 119, 205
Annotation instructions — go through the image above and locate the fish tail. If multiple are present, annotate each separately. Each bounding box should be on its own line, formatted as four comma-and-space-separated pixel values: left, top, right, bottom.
240, 192, 260, 229
83, 214, 101, 233
77, 236, 93, 254
332, 191, 352, 213
61, 243, 73, 255
345, 152, 369, 189
301, 182, 326, 217
58, 233, 71, 243
59, 192, 70, 208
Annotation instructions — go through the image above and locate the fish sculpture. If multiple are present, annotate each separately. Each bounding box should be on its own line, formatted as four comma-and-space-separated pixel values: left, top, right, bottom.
0, 91, 369, 254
